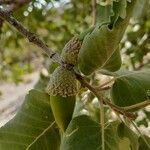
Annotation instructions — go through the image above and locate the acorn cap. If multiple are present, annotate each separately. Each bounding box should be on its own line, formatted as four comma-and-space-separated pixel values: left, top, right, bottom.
61, 36, 81, 65
46, 66, 78, 97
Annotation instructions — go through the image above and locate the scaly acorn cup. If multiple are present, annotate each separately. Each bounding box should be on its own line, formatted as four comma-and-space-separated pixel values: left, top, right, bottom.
46, 66, 78, 133
61, 36, 81, 66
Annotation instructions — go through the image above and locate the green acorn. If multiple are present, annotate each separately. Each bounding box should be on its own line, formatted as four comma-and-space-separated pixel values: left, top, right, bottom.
47, 66, 78, 132
61, 36, 81, 66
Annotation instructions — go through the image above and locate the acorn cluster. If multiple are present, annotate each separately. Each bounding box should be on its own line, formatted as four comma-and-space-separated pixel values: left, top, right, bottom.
46, 36, 81, 132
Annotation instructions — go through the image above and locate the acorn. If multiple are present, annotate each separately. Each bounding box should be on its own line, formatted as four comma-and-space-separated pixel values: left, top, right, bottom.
47, 36, 81, 133
61, 36, 81, 66
47, 66, 78, 132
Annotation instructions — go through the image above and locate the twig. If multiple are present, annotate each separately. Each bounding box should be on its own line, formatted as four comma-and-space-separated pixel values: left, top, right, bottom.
130, 120, 150, 149
98, 95, 105, 150
75, 73, 137, 119
113, 111, 124, 123
92, 0, 96, 26
123, 100, 150, 112
96, 86, 111, 91
0, 9, 63, 66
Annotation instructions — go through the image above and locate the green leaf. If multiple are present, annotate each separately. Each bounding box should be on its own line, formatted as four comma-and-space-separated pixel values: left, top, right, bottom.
110, 0, 137, 35
79, 26, 95, 41
117, 122, 139, 150
110, 0, 127, 26
60, 115, 119, 150
78, 25, 122, 75
96, 4, 113, 24
138, 136, 150, 150
116, 0, 127, 19
111, 69, 150, 107
0, 90, 60, 150
78, 0, 137, 76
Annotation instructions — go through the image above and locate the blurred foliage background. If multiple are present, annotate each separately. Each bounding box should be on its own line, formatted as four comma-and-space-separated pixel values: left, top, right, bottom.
121, 0, 150, 70
0, 0, 91, 83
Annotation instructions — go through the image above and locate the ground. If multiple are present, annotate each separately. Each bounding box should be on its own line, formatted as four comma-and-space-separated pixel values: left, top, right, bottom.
0, 72, 39, 127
